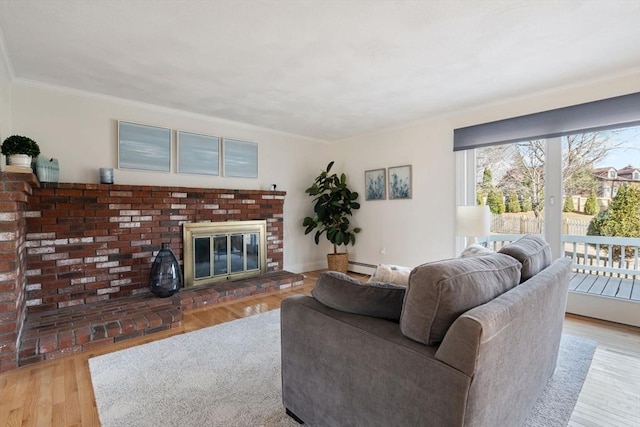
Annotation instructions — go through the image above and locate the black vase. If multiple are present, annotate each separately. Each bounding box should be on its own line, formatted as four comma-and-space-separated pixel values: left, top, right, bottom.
150, 243, 183, 297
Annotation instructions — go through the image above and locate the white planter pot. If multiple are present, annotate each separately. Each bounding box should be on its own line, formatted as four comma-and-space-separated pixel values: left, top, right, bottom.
7, 154, 32, 167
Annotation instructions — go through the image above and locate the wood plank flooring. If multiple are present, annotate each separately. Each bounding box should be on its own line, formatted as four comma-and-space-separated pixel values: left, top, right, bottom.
0, 270, 638, 426
570, 272, 640, 301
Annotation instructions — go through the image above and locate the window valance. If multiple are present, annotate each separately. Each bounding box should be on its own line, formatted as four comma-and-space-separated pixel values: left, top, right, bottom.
453, 92, 640, 151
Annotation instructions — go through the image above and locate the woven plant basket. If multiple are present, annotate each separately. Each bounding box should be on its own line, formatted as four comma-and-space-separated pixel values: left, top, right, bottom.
327, 253, 348, 274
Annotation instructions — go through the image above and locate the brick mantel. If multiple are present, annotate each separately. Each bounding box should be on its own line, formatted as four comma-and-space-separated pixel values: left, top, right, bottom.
0, 180, 286, 372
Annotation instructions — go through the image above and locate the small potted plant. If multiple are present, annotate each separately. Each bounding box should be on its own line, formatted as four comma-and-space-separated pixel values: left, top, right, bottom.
303, 161, 361, 273
1, 135, 41, 167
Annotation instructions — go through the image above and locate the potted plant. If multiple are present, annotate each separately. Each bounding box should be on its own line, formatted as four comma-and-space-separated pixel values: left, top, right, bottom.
1, 135, 40, 168
303, 161, 361, 273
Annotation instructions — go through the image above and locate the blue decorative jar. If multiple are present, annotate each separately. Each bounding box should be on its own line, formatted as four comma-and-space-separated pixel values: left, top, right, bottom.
149, 243, 183, 297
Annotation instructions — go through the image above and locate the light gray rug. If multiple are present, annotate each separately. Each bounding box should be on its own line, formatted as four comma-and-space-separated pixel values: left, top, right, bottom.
524, 333, 596, 427
89, 310, 596, 427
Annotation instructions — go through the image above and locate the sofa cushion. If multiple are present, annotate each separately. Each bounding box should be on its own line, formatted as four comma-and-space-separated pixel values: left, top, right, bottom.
498, 234, 552, 282
400, 253, 522, 345
367, 264, 411, 287
312, 271, 406, 322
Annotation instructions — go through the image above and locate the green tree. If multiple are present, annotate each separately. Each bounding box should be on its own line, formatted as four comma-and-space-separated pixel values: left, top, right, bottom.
487, 189, 505, 214
584, 189, 599, 216
481, 169, 493, 192
563, 196, 574, 213
587, 185, 640, 258
603, 185, 640, 237
507, 191, 521, 213
565, 167, 598, 196
476, 191, 485, 206
587, 209, 607, 237
521, 193, 533, 212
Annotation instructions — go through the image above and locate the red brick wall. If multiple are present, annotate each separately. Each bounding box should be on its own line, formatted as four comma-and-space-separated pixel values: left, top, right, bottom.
0, 172, 38, 372
24, 183, 285, 313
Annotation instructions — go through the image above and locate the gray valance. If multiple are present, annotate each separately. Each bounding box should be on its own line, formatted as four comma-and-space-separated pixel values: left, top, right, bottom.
453, 92, 640, 151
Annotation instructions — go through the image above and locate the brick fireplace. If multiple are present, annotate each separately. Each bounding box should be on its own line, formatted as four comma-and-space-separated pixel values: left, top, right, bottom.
24, 183, 286, 309
0, 173, 303, 373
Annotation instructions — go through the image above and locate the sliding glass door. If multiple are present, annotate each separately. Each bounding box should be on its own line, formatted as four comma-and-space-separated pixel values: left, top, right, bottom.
459, 125, 639, 324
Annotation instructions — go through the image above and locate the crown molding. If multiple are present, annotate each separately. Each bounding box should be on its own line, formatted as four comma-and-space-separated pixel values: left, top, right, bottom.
13, 78, 330, 145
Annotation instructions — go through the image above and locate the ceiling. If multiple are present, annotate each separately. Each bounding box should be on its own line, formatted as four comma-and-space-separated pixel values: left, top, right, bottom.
0, 1, 639, 141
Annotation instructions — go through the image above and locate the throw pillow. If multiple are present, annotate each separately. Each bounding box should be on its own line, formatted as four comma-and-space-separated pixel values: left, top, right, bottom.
459, 243, 495, 258
399, 253, 522, 345
498, 234, 552, 282
312, 271, 406, 322
367, 264, 412, 287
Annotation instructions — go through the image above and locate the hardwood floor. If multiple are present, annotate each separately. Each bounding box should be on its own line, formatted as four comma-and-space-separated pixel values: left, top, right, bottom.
0, 270, 638, 426
564, 314, 640, 427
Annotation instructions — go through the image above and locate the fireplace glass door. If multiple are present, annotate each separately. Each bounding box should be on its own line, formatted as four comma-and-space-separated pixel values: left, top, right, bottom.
184, 221, 267, 288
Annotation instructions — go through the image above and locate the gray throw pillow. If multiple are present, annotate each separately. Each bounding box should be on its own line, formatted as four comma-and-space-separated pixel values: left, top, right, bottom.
498, 234, 552, 282
312, 271, 406, 322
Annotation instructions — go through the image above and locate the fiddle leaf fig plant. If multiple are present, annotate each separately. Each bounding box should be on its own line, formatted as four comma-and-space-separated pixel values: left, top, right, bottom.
303, 161, 361, 253
1, 135, 40, 157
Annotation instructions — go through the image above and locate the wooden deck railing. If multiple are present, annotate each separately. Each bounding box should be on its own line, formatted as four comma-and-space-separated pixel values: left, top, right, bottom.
478, 234, 640, 280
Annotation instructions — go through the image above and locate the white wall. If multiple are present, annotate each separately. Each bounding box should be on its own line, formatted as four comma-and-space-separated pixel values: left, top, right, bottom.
331, 121, 454, 269
10, 82, 332, 273
0, 30, 12, 169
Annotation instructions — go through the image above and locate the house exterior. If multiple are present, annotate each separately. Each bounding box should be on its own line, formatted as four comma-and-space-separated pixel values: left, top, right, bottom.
593, 165, 640, 199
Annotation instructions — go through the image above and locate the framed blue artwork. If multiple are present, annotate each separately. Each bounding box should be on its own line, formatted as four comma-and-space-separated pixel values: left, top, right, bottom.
364, 168, 386, 200
177, 131, 220, 175
223, 138, 258, 178
118, 121, 171, 172
388, 165, 412, 199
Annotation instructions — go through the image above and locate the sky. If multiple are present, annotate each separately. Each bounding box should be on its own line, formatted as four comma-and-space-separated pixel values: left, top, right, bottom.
594, 126, 640, 169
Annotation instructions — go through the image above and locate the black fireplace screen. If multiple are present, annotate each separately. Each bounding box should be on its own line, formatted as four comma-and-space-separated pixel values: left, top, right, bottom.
194, 233, 260, 279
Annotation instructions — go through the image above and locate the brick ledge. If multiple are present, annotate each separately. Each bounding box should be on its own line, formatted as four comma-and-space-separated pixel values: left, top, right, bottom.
17, 271, 304, 367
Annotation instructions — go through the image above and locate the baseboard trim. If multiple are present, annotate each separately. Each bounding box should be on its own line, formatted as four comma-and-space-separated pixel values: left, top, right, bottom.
566, 291, 640, 327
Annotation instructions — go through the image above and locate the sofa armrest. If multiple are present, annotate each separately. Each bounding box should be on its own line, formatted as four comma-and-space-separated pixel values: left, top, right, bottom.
434, 257, 572, 426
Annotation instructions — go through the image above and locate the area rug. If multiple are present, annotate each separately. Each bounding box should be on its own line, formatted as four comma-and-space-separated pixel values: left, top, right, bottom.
89, 310, 596, 427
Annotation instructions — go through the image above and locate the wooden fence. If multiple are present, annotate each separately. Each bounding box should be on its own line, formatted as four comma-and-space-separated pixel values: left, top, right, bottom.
491, 214, 589, 236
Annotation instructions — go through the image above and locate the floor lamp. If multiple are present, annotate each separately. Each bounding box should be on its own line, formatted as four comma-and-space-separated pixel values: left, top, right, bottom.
456, 205, 491, 247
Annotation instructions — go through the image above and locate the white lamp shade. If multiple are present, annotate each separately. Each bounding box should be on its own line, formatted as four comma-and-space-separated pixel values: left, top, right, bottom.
456, 205, 491, 237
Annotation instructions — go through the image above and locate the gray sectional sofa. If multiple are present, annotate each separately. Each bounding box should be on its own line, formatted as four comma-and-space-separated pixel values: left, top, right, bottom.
281, 235, 572, 426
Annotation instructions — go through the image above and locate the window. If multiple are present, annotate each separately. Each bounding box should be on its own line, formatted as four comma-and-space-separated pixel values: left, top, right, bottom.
633, 171, 640, 180
455, 93, 640, 258
456, 95, 640, 325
